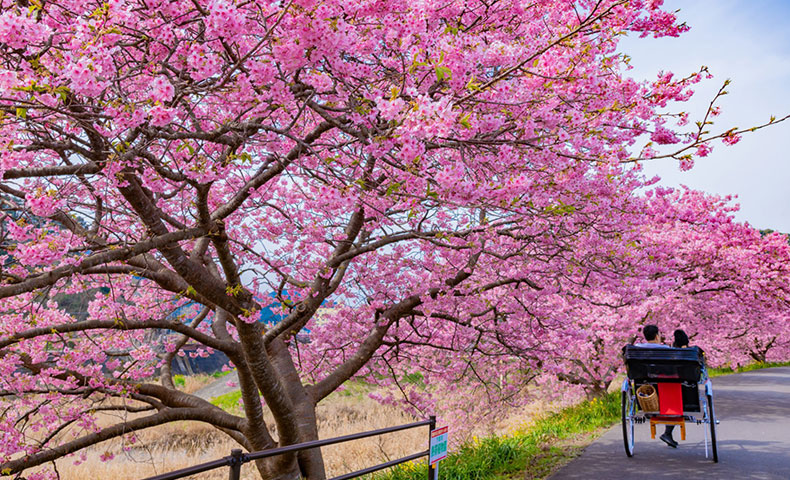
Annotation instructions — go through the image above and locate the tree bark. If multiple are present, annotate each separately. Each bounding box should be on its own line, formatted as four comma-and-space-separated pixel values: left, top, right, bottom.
236, 320, 302, 480
268, 337, 326, 480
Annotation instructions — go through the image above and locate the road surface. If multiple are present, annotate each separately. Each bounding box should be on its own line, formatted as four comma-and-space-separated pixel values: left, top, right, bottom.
194, 371, 239, 400
550, 367, 790, 480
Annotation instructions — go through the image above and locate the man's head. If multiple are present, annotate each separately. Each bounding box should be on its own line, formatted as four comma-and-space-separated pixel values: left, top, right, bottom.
643, 324, 660, 342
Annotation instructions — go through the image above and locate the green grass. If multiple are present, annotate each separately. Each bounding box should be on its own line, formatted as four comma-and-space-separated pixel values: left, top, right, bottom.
337, 379, 376, 398
210, 390, 243, 413
173, 370, 231, 388
375, 393, 620, 480
209, 378, 369, 415
173, 374, 186, 388
708, 360, 790, 377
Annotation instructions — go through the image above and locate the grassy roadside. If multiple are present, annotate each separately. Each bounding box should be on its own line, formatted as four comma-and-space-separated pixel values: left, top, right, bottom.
210, 389, 243, 412
375, 361, 790, 480
376, 394, 620, 480
208, 378, 373, 414
207, 388, 621, 479
708, 360, 790, 377
205, 362, 788, 479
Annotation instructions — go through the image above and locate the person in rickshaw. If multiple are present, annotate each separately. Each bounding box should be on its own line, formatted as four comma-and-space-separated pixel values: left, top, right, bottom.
654, 329, 690, 448
634, 324, 670, 348
634, 325, 687, 447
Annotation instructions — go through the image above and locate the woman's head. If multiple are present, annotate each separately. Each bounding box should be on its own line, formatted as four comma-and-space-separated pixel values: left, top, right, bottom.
673, 329, 689, 348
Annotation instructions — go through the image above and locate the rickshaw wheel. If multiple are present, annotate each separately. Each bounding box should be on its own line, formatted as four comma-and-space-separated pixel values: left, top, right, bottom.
621, 388, 635, 457
707, 393, 718, 462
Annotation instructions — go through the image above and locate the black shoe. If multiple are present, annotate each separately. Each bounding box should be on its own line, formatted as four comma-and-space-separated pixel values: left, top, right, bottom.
660, 433, 678, 448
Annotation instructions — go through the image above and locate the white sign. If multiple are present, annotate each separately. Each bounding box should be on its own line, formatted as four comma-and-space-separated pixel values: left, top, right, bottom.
429, 426, 448, 465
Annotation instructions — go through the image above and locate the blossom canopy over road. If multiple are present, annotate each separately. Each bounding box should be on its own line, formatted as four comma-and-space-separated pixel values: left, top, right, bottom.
0, 0, 787, 478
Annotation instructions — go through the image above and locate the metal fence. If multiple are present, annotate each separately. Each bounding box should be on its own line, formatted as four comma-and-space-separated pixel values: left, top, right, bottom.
142, 416, 437, 480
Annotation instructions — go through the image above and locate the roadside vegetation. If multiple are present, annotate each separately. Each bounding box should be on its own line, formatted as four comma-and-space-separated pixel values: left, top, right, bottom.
171, 371, 230, 394
376, 394, 620, 480
48, 362, 787, 479
210, 389, 243, 412
376, 361, 790, 480
708, 360, 790, 377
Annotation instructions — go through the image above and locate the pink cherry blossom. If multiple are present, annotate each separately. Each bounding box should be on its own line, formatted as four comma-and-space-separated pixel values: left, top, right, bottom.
149, 105, 177, 126
695, 143, 713, 157
722, 131, 742, 145
149, 76, 175, 103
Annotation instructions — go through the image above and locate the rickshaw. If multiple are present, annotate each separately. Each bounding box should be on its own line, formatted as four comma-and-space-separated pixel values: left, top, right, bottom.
621, 345, 719, 462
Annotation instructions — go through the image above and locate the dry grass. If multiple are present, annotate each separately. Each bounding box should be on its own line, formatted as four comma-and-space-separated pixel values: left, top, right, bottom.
23, 384, 547, 480
317, 396, 423, 476
52, 436, 259, 480
42, 392, 424, 480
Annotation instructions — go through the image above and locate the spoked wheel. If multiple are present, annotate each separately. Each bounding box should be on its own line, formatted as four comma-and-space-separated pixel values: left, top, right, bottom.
707, 393, 718, 463
622, 388, 635, 457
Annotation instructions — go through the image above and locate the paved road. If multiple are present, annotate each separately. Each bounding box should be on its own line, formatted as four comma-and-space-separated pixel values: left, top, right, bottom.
193, 371, 239, 400
550, 367, 790, 480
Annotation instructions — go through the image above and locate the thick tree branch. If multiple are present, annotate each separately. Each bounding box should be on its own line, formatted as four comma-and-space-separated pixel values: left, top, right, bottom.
1, 162, 102, 180
0, 317, 235, 354
0, 226, 207, 299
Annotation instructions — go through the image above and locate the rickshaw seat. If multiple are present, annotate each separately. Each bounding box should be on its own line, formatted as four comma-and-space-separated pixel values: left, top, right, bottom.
658, 383, 683, 416
650, 383, 686, 441
622, 345, 704, 383
622, 345, 705, 412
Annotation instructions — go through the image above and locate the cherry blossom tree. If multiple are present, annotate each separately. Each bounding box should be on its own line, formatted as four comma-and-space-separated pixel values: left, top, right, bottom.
0, 0, 784, 478
633, 190, 790, 366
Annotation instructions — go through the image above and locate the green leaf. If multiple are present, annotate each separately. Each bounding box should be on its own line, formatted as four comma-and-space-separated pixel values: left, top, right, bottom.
459, 113, 472, 129
15, 107, 27, 119
465, 75, 480, 91
426, 184, 438, 199
55, 86, 71, 102
435, 66, 452, 82
385, 181, 402, 196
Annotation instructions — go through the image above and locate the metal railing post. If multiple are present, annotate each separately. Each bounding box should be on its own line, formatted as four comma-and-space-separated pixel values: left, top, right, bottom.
427, 415, 436, 480
229, 448, 243, 480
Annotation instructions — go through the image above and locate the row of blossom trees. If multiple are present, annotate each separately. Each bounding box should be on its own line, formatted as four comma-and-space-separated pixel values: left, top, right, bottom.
345, 187, 790, 422
534, 189, 790, 400
1, 0, 788, 479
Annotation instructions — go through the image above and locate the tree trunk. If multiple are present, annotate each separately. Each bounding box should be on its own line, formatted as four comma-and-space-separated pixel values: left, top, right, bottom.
749, 350, 767, 363
268, 338, 326, 479
585, 383, 608, 400
233, 319, 326, 480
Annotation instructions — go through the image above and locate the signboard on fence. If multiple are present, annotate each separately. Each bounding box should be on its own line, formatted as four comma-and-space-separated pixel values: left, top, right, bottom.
429, 426, 449, 465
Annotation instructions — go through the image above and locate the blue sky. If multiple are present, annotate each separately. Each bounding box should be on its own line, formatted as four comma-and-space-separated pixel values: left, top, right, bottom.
618, 0, 790, 231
